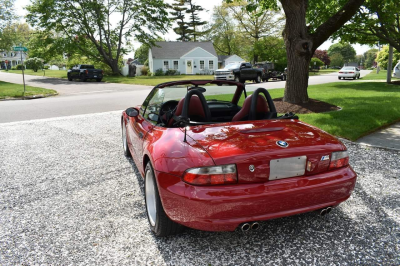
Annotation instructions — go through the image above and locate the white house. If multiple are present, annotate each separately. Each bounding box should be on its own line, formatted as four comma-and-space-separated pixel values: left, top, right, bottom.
218, 54, 245, 68
148, 41, 218, 75
0, 51, 27, 69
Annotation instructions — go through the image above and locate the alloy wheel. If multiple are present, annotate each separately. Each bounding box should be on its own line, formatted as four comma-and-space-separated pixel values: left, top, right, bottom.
145, 169, 157, 227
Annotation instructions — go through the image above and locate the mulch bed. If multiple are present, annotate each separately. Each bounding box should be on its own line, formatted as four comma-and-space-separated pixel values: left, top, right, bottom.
390, 80, 400, 85
273, 97, 340, 114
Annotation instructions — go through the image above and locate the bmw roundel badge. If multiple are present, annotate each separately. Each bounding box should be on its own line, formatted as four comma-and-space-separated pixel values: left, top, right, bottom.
276, 140, 289, 148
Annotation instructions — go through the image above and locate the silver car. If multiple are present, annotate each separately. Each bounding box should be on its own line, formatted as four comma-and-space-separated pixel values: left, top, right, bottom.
338, 66, 360, 80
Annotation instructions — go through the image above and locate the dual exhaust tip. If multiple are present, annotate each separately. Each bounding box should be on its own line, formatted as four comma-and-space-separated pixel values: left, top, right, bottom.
240, 222, 260, 232
319, 207, 333, 216
240, 207, 333, 232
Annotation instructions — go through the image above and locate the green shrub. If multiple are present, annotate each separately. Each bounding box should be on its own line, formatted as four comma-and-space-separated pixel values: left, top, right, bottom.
165, 69, 179, 76
147, 72, 152, 76
154, 68, 164, 76
24, 57, 44, 72
11, 66, 17, 70
43, 65, 50, 70
141, 66, 149, 76
16, 64, 25, 70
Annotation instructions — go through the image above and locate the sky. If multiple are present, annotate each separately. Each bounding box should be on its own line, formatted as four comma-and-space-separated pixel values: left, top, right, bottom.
14, 0, 374, 58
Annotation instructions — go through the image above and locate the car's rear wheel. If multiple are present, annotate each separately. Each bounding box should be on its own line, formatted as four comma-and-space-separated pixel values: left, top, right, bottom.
80, 74, 86, 82
255, 75, 261, 83
122, 119, 131, 157
68, 75, 72, 81
234, 75, 240, 82
338, 77, 341, 80
145, 162, 183, 236
96, 78, 102, 82
353, 76, 356, 80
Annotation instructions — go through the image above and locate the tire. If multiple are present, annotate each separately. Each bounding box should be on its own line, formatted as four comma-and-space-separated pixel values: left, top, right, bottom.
96, 78, 102, 82
234, 75, 240, 82
282, 75, 286, 81
239, 79, 245, 84
255, 75, 261, 83
122, 118, 131, 157
68, 75, 72, 81
145, 162, 184, 237
80, 74, 86, 82
338, 77, 341, 80
353, 76, 356, 80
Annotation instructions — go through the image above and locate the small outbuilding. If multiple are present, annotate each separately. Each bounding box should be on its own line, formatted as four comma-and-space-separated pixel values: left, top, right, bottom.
218, 54, 245, 69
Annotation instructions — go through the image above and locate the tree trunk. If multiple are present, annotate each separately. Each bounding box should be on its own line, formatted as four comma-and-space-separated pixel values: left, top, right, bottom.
110, 59, 120, 75
281, 0, 312, 103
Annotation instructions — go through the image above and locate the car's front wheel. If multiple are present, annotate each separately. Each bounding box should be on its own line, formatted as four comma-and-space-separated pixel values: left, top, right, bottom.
145, 163, 183, 237
80, 74, 86, 82
68, 75, 72, 81
338, 77, 341, 80
234, 75, 240, 82
255, 75, 261, 83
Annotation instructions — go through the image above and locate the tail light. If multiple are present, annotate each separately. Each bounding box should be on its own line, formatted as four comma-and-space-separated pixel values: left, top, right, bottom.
183, 164, 237, 185
339, 72, 343, 73
349, 72, 354, 73
85, 70, 88, 74
329, 151, 349, 170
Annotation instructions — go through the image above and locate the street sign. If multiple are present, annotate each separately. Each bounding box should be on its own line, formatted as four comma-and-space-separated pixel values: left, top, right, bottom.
13, 46, 28, 52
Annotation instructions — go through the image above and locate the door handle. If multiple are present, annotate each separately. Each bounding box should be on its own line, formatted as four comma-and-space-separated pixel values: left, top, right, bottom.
139, 132, 143, 139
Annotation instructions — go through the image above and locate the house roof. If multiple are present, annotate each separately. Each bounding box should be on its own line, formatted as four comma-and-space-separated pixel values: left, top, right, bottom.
151, 41, 217, 59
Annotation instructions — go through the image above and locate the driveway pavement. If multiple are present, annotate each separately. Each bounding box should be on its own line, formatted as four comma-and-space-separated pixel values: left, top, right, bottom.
0, 112, 398, 265
357, 122, 400, 151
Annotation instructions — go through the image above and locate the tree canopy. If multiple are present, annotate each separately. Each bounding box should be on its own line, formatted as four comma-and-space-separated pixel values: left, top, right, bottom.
327, 43, 356, 63
170, 0, 192, 42
0, 0, 17, 30
26, 0, 170, 74
336, 0, 400, 52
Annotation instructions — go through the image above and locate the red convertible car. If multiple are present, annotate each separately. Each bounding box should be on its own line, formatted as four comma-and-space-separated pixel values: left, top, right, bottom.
121, 80, 357, 236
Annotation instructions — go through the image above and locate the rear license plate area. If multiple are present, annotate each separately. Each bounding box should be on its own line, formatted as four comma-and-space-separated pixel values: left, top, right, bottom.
269, 156, 307, 180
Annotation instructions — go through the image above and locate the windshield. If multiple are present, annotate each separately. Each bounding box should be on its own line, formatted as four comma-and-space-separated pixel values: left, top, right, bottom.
224, 63, 240, 70
142, 82, 245, 126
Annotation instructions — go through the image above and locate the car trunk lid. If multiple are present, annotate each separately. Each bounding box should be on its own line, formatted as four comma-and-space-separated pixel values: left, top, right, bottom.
186, 120, 346, 183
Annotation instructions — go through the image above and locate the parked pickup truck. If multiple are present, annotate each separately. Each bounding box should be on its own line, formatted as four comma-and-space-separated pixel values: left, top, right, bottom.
214, 62, 263, 83
255, 61, 287, 81
67, 65, 103, 82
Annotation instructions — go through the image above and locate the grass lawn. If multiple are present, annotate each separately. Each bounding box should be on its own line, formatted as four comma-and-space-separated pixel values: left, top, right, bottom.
363, 69, 388, 80
209, 82, 400, 141
103, 74, 215, 86
0, 80, 57, 99
2, 69, 68, 78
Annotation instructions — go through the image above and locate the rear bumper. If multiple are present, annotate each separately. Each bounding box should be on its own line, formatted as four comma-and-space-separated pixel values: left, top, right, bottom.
338, 73, 357, 78
156, 166, 357, 231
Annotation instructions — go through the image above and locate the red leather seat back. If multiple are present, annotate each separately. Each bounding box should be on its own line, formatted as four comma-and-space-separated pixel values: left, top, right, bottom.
168, 96, 207, 126
232, 95, 269, 122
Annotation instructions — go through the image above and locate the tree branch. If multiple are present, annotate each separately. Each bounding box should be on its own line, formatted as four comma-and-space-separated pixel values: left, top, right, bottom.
310, 0, 365, 50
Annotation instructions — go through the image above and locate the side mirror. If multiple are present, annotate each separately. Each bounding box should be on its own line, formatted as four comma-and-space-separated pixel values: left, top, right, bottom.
126, 107, 139, 117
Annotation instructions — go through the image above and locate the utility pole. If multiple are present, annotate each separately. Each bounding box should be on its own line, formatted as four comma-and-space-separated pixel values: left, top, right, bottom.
20, 44, 26, 99
377, 41, 381, 74
387, 45, 393, 84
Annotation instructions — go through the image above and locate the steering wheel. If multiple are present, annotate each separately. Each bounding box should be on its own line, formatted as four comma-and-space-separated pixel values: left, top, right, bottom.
159, 100, 179, 124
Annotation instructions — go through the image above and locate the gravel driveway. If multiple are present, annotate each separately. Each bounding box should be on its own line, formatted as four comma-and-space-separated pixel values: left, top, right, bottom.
0, 111, 399, 265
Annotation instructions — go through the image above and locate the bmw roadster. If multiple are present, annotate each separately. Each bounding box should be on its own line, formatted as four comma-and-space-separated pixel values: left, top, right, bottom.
121, 80, 357, 236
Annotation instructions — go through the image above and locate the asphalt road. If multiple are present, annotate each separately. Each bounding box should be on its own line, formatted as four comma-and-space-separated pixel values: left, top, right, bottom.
0, 70, 371, 123
0, 111, 398, 265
